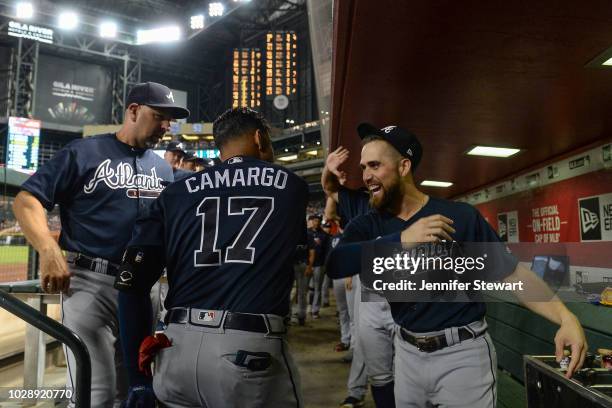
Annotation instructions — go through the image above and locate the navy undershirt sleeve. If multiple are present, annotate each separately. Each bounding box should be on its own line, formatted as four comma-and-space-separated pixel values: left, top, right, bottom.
326, 216, 401, 279
119, 197, 167, 387
118, 292, 153, 387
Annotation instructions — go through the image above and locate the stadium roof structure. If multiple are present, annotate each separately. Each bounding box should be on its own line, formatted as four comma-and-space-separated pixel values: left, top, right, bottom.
0, 0, 305, 75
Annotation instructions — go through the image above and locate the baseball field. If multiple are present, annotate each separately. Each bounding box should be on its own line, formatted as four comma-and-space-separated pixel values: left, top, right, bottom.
0, 245, 29, 282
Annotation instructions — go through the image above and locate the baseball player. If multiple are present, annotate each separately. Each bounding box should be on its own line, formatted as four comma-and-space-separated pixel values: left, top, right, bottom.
116, 107, 308, 407
180, 150, 197, 171
328, 123, 587, 407
13, 81, 188, 407
306, 214, 330, 319
164, 141, 193, 180
322, 146, 395, 408
192, 156, 208, 172
323, 219, 351, 351
292, 240, 309, 326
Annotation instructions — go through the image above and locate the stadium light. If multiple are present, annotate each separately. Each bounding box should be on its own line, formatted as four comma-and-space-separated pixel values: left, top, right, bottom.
137, 26, 181, 45
16, 2, 33, 19
209, 2, 225, 17
99, 21, 117, 38
466, 146, 520, 158
58, 11, 79, 30
190, 15, 205, 30
420, 180, 454, 188
278, 154, 298, 162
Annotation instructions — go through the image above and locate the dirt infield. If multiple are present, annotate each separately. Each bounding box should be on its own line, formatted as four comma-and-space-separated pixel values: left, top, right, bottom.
0, 264, 28, 283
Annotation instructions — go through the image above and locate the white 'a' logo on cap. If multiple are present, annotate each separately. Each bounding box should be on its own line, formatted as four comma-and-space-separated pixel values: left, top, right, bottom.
381, 126, 397, 133
407, 148, 413, 156
166, 92, 174, 102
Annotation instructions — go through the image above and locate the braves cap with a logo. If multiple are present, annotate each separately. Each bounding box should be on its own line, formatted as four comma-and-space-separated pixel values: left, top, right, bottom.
165, 141, 186, 154
127, 82, 190, 119
357, 122, 423, 171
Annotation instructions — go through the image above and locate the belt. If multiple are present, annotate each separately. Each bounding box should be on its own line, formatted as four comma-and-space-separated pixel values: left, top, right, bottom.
69, 253, 119, 277
165, 308, 286, 334
400, 327, 483, 353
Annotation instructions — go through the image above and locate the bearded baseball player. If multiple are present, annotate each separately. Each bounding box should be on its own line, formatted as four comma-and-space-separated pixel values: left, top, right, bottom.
116, 107, 307, 407
13, 81, 188, 407
327, 123, 587, 407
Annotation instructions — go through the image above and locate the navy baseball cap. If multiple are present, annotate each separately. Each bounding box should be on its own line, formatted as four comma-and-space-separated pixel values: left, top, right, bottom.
183, 150, 197, 161
165, 141, 185, 154
127, 82, 190, 119
357, 123, 423, 171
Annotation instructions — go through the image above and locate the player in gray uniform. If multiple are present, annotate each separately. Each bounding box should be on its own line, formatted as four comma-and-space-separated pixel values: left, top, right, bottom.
328, 123, 587, 407
13, 82, 188, 407
116, 107, 307, 408
322, 146, 395, 407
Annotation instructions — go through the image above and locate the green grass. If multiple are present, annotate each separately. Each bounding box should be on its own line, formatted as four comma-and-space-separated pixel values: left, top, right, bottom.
0, 246, 29, 264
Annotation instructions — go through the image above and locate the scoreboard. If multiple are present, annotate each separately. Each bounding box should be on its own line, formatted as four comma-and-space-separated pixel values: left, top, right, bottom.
232, 48, 262, 109
7, 117, 41, 171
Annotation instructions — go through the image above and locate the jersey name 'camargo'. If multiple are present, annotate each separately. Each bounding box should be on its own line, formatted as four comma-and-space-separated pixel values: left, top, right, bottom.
184, 167, 288, 193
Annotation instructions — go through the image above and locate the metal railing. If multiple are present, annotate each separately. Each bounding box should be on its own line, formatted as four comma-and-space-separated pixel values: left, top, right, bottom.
0, 288, 91, 408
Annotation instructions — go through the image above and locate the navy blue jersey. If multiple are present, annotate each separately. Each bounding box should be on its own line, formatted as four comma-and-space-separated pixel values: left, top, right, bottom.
307, 229, 329, 267
339, 197, 518, 332
129, 155, 309, 316
337, 186, 369, 227
21, 134, 173, 263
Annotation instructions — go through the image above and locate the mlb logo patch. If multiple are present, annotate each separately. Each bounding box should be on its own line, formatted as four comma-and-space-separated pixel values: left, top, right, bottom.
228, 157, 243, 164
579, 197, 601, 241
199, 311, 215, 322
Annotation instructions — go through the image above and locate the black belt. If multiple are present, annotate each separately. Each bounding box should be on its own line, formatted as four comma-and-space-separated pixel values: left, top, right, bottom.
400, 327, 482, 353
72, 253, 119, 277
165, 309, 273, 334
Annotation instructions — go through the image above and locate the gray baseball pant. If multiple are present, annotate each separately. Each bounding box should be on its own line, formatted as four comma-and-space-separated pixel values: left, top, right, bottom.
322, 274, 331, 305
333, 278, 351, 345
393, 320, 497, 407
359, 291, 395, 387
346, 275, 367, 400
62, 265, 160, 408
311, 266, 324, 314
154, 313, 302, 407
292, 263, 308, 320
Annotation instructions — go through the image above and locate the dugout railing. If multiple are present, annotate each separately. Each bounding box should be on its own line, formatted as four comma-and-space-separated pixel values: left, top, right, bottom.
0, 288, 91, 408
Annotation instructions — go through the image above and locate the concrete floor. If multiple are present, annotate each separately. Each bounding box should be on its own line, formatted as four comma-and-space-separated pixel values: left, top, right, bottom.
288, 303, 374, 408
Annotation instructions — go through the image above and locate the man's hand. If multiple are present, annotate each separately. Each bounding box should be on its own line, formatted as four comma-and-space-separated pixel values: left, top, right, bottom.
400, 214, 455, 243
305, 265, 313, 277
326, 146, 349, 185
345, 276, 353, 291
120, 385, 156, 408
555, 312, 587, 378
39, 246, 71, 293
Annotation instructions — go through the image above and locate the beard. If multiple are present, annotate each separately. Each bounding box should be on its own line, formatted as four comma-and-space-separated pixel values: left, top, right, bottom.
143, 134, 161, 149
369, 179, 402, 210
